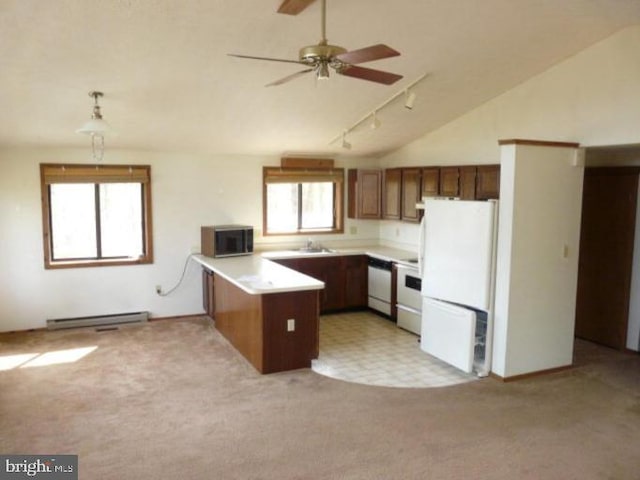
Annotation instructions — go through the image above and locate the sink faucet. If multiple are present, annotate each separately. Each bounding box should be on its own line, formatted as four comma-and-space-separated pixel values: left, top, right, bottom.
306, 238, 313, 249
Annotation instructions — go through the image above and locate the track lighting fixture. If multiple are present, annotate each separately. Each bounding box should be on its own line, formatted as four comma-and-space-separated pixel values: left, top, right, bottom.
76, 91, 114, 161
329, 72, 429, 150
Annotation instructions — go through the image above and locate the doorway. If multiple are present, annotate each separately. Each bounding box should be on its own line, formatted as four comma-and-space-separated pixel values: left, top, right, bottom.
575, 165, 640, 350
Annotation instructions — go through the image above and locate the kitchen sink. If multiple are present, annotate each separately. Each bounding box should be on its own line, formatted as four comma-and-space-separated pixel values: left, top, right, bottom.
297, 247, 337, 254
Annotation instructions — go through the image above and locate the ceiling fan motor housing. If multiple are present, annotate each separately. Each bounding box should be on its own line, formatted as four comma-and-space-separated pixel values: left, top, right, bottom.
299, 44, 347, 65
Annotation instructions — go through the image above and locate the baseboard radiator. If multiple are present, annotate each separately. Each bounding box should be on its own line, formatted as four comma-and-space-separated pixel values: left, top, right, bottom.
47, 311, 149, 330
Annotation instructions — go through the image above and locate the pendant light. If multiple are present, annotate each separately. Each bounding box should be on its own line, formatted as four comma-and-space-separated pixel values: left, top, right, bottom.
76, 91, 114, 161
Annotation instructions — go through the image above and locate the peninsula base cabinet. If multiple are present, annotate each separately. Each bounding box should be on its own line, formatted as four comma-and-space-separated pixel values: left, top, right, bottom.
213, 273, 320, 373
272, 255, 368, 313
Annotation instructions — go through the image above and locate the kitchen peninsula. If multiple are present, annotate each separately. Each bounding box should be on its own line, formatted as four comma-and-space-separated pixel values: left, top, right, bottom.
193, 254, 324, 374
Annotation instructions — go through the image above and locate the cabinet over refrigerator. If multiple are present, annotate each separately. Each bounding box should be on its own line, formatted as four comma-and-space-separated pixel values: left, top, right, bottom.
419, 198, 498, 376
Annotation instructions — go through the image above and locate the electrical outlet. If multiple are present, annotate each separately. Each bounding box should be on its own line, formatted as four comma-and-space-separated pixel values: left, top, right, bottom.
155, 285, 162, 295
287, 318, 295, 332
349, 226, 358, 235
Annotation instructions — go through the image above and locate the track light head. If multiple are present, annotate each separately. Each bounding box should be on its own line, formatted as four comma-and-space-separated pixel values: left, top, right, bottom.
404, 90, 417, 110
370, 112, 381, 130
341, 131, 352, 150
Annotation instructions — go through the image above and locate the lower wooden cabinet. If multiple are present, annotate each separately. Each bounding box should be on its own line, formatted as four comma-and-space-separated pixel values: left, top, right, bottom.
343, 255, 369, 309
272, 255, 368, 313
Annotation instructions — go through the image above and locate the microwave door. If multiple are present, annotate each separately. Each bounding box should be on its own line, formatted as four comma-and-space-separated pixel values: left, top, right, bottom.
215, 230, 243, 256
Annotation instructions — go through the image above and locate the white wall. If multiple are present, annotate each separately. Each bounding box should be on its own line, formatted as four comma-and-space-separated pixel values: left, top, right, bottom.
0, 148, 378, 332
379, 25, 640, 170
493, 143, 584, 377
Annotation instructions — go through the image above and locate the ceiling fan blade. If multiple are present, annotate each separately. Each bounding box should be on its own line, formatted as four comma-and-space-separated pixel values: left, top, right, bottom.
335, 44, 401, 65
339, 66, 403, 85
277, 0, 317, 15
266, 69, 314, 87
227, 53, 304, 65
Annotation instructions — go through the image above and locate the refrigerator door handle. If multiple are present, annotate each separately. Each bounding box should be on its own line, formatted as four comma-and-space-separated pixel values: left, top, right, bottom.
418, 215, 425, 277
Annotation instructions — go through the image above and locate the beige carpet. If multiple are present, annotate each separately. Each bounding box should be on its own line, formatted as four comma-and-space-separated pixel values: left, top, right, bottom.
1, 317, 639, 479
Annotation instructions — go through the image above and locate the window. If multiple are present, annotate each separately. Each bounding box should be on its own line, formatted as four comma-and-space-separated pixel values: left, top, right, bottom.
263, 166, 344, 235
40, 164, 153, 268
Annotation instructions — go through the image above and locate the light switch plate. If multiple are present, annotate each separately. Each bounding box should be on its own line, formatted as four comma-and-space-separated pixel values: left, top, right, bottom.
287, 319, 295, 332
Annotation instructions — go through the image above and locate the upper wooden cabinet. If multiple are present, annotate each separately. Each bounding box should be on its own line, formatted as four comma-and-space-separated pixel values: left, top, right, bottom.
348, 169, 382, 219
349, 164, 500, 221
383, 168, 402, 220
439, 167, 460, 197
459, 166, 477, 200
401, 168, 422, 223
476, 165, 501, 199
421, 168, 439, 198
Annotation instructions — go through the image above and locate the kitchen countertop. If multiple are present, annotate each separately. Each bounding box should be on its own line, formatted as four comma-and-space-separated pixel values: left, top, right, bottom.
192, 254, 324, 295
193, 245, 419, 296
260, 245, 420, 267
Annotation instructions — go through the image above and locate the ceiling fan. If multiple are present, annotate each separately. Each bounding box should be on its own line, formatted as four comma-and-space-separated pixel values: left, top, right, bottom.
227, 0, 403, 87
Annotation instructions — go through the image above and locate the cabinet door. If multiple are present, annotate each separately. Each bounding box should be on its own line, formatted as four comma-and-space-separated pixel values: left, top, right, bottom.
459, 166, 477, 200
401, 168, 422, 222
421, 168, 440, 197
476, 165, 501, 199
343, 255, 368, 308
439, 167, 460, 197
348, 169, 382, 219
383, 168, 402, 220
202, 268, 215, 319
289, 257, 344, 312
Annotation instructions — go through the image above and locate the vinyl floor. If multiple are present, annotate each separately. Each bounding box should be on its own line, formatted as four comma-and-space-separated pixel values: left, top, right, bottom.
312, 311, 477, 388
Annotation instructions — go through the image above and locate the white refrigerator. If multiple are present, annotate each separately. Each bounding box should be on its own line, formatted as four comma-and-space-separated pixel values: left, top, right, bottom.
419, 198, 498, 375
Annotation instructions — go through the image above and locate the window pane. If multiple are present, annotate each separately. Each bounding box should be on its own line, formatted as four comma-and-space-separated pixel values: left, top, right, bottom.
301, 182, 334, 229
50, 184, 97, 259
266, 183, 298, 233
100, 183, 143, 258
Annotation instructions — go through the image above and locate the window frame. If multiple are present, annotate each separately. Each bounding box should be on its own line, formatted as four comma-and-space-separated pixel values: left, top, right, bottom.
40, 163, 153, 269
262, 166, 344, 236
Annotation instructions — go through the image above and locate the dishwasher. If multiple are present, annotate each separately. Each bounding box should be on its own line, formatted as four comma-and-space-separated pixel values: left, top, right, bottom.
367, 256, 393, 317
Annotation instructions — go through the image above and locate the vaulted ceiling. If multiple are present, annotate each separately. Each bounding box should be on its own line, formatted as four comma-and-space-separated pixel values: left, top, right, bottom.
1, 0, 639, 157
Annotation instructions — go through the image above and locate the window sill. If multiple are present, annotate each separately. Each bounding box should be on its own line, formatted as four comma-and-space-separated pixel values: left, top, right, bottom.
45, 257, 153, 270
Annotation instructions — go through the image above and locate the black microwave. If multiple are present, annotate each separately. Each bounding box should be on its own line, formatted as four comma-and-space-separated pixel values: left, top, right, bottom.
201, 225, 254, 258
